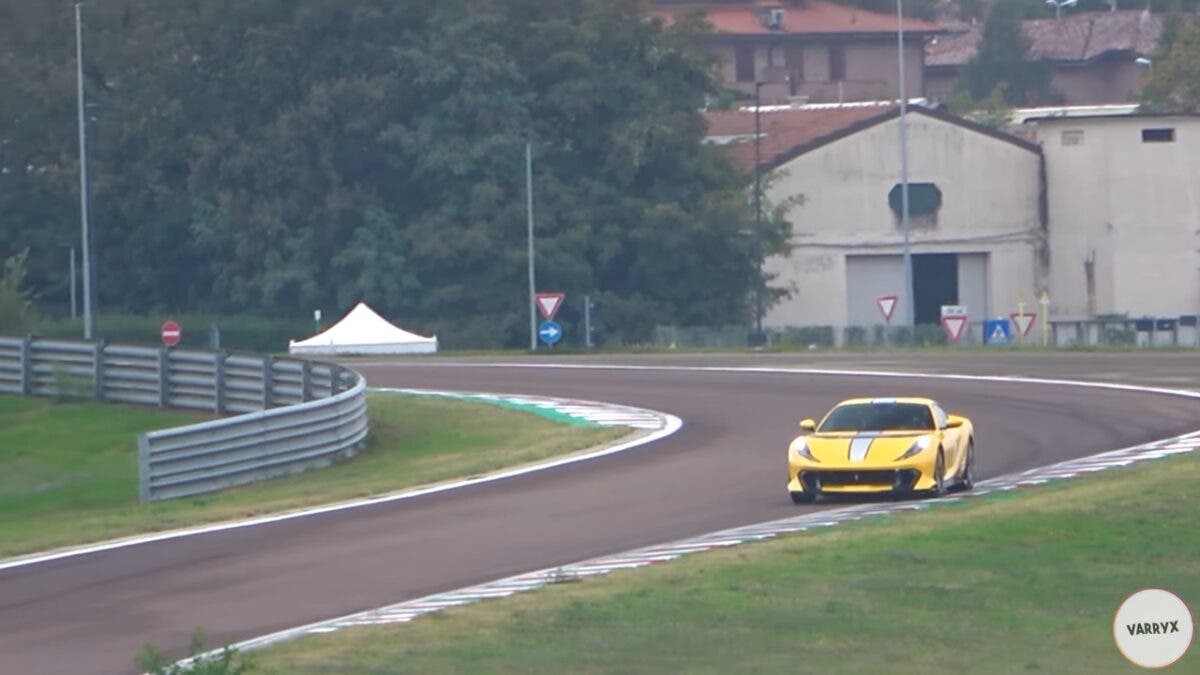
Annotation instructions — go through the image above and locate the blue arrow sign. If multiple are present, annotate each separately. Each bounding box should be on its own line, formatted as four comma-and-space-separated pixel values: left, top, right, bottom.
538, 320, 563, 346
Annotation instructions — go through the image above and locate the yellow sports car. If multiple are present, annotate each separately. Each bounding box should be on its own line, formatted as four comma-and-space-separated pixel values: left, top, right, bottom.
787, 397, 975, 504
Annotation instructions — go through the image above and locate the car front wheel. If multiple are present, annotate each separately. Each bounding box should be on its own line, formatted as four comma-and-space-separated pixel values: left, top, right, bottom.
958, 439, 976, 491
932, 449, 948, 497
790, 491, 816, 505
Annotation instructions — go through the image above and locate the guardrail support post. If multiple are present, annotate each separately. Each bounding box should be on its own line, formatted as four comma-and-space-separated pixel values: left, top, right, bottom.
214, 350, 226, 414
262, 355, 275, 409
137, 433, 152, 503
158, 346, 169, 407
300, 360, 312, 402
331, 366, 343, 395
93, 339, 106, 401
19, 335, 33, 395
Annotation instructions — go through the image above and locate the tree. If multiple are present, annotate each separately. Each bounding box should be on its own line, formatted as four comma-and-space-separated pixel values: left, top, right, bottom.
0, 249, 39, 333
1141, 19, 1200, 113
955, 2, 1059, 106
0, 0, 787, 347
945, 84, 1015, 128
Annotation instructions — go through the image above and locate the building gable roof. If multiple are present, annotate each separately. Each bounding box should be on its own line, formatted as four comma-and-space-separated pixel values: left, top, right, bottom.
653, 0, 941, 37
705, 103, 1041, 172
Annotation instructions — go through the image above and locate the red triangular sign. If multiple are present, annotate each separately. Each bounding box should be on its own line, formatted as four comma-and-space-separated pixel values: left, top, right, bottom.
1010, 312, 1036, 337
535, 292, 565, 320
876, 295, 898, 323
941, 315, 967, 343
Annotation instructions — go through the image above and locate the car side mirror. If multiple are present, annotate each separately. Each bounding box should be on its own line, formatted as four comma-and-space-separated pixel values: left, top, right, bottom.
799, 419, 816, 432
945, 415, 965, 429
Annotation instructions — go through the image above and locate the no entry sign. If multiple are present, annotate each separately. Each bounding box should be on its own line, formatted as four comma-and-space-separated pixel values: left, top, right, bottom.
161, 320, 182, 347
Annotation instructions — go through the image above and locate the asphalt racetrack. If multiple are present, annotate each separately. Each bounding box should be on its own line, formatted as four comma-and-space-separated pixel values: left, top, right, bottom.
2, 353, 1198, 673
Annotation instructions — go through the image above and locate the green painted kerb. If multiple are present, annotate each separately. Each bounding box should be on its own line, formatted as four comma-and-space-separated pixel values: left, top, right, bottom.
376, 390, 603, 428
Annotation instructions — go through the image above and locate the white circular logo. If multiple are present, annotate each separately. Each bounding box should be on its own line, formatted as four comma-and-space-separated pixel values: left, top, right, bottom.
1114, 588, 1194, 669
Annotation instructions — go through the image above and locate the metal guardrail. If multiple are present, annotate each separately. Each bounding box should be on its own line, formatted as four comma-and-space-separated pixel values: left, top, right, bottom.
0, 336, 368, 502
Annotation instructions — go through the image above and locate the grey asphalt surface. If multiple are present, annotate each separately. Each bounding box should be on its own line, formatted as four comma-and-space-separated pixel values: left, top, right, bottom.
1, 352, 1198, 673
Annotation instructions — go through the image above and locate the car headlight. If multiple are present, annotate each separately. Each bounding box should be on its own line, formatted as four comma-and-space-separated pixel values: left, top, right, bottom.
793, 441, 820, 463
895, 435, 932, 461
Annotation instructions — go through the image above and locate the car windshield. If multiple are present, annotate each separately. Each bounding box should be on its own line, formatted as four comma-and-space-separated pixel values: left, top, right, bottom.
818, 402, 935, 432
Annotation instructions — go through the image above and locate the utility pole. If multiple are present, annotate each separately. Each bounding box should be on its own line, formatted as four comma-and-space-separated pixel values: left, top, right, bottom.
526, 142, 537, 351
897, 0, 915, 327
76, 2, 96, 339
752, 81, 766, 345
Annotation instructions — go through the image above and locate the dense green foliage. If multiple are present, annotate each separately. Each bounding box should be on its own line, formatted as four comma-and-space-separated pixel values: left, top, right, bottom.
35, 313, 312, 352
0, 1, 788, 348
1142, 18, 1200, 112
955, 1, 1059, 106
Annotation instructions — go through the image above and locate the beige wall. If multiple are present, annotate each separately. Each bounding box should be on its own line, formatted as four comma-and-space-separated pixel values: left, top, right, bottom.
1050, 58, 1145, 105
924, 57, 1148, 105
924, 69, 958, 101
711, 39, 925, 104
763, 112, 1043, 329
1029, 116, 1200, 318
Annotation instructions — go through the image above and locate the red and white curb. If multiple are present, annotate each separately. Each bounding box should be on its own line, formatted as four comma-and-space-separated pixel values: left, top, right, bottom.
179, 427, 1200, 663
373, 387, 669, 430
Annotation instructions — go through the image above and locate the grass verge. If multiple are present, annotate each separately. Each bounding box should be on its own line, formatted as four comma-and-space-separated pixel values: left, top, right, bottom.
0, 394, 625, 558
252, 452, 1199, 674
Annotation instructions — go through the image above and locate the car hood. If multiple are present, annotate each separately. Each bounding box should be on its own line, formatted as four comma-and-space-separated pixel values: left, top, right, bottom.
795, 431, 929, 465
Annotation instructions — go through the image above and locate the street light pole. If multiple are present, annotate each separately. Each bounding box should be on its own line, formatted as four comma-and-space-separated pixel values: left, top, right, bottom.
753, 81, 765, 344
897, 0, 915, 327
75, 2, 96, 340
526, 142, 537, 351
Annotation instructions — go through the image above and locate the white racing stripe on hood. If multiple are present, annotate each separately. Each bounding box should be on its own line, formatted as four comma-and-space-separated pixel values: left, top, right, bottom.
849, 435, 877, 462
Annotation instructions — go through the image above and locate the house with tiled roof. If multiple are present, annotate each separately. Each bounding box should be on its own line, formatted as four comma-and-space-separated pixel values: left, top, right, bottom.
652, 1, 942, 105
925, 9, 1163, 104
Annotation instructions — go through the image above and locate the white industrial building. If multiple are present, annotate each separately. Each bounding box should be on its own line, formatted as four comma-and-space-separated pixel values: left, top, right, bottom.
1024, 112, 1200, 320
707, 103, 1200, 345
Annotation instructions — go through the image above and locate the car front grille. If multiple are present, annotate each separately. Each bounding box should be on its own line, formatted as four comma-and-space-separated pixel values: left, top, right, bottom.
800, 469, 919, 491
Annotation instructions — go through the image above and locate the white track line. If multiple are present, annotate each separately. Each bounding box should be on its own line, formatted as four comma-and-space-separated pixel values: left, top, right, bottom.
0, 390, 680, 572
169, 363, 1200, 665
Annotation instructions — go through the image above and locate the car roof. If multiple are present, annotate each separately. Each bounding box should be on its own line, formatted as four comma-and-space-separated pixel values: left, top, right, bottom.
834, 397, 936, 407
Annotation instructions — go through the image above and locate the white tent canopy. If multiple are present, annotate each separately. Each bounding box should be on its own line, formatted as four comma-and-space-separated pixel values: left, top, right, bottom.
288, 302, 438, 355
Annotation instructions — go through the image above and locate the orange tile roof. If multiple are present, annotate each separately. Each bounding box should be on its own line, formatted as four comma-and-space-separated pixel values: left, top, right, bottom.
654, 1, 941, 36
705, 103, 1040, 171
927, 10, 1163, 67
705, 104, 895, 171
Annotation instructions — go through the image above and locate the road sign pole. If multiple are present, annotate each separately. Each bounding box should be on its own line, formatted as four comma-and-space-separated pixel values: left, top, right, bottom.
526, 142, 537, 352
1016, 295, 1026, 344
69, 247, 77, 319
584, 295, 593, 349
1040, 292, 1050, 347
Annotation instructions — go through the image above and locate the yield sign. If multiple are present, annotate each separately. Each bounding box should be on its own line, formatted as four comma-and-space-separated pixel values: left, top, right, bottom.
876, 295, 898, 323
1010, 312, 1037, 337
535, 292, 565, 321
941, 315, 968, 343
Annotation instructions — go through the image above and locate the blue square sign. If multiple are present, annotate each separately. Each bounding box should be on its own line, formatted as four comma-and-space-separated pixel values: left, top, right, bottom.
984, 317, 1012, 345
